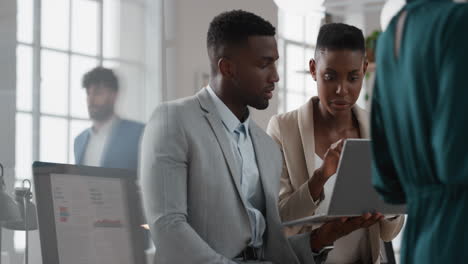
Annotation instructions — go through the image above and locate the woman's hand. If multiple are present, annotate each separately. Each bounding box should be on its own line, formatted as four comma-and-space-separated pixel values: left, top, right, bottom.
310, 213, 384, 251
308, 139, 345, 201
317, 139, 346, 182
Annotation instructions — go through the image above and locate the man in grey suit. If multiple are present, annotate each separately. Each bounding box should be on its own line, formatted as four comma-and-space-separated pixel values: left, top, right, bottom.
139, 10, 370, 264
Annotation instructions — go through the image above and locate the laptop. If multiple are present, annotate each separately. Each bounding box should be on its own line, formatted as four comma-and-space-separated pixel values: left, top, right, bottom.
33, 162, 147, 264
282, 139, 406, 227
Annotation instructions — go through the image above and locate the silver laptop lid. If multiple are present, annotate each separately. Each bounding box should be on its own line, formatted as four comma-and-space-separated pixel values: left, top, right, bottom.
327, 139, 405, 216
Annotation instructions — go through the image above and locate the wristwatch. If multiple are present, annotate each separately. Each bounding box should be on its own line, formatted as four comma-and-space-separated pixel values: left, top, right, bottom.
312, 245, 334, 264
310, 228, 334, 264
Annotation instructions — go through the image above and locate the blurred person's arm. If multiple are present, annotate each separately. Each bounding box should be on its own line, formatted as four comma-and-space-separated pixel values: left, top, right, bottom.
432, 7, 468, 185
370, 83, 406, 204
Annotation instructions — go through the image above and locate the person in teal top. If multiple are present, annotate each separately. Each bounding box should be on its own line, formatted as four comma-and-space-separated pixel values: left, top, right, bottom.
371, 0, 468, 263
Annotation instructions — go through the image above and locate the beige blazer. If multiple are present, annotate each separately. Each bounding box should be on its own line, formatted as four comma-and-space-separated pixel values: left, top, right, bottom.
266, 97, 404, 264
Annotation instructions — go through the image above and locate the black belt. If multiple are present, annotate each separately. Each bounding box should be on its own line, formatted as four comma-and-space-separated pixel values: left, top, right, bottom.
236, 246, 260, 261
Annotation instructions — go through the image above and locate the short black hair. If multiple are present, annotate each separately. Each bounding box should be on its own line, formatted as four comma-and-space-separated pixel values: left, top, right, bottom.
82, 66, 119, 91
315, 23, 365, 58
207, 10, 276, 74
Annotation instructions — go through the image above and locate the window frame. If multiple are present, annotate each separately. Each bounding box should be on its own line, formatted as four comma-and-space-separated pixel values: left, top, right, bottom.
277, 10, 324, 113
16, 0, 146, 181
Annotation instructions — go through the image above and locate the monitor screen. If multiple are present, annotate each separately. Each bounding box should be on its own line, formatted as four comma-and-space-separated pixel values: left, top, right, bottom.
33, 162, 146, 264
50, 173, 134, 264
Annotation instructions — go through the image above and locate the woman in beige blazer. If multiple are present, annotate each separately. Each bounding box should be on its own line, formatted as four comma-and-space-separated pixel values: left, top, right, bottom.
267, 23, 404, 264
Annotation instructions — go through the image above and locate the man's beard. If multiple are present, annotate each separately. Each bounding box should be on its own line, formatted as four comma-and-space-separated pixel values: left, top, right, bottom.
89, 105, 114, 122
232, 78, 269, 110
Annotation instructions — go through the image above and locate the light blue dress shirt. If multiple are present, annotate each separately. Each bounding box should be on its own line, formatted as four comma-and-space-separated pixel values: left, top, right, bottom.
207, 86, 266, 248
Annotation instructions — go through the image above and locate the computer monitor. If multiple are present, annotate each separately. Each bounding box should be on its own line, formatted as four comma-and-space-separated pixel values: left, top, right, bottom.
33, 162, 146, 264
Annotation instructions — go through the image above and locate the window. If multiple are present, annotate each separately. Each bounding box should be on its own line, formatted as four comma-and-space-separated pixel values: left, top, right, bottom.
277, 10, 324, 113
15, 0, 147, 253
16, 0, 146, 184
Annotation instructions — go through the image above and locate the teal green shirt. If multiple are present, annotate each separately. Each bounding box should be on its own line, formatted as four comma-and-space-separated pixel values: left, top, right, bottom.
371, 0, 468, 263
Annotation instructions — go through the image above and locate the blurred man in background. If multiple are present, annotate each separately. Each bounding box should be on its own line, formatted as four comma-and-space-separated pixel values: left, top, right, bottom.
74, 66, 144, 170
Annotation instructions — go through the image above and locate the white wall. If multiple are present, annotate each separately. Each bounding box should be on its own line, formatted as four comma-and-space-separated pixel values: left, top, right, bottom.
0, 0, 16, 173
144, 0, 164, 121
0, 0, 18, 263
110, 0, 150, 123
324, 0, 385, 110
163, 0, 279, 129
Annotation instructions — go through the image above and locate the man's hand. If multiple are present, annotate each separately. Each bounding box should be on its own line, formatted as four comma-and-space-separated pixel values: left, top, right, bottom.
310, 213, 384, 252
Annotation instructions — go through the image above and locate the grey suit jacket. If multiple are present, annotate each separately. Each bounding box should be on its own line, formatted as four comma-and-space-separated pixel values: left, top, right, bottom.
139, 88, 316, 264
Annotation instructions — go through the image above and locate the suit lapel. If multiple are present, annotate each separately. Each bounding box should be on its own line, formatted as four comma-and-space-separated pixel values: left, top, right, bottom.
249, 123, 277, 205
100, 118, 121, 167
76, 130, 91, 164
205, 113, 243, 188
197, 88, 248, 207
298, 98, 316, 179
250, 123, 300, 264
249, 124, 270, 198
352, 106, 370, 139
